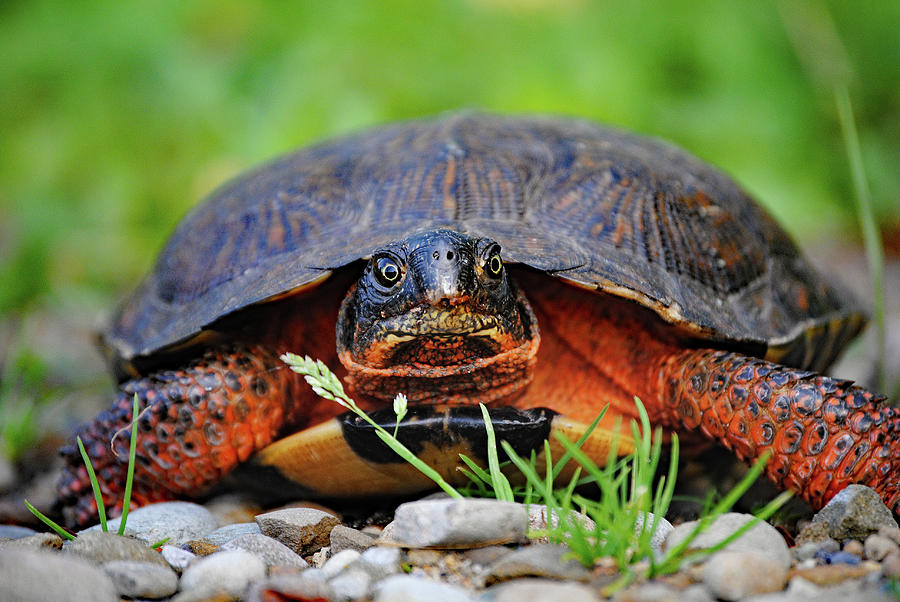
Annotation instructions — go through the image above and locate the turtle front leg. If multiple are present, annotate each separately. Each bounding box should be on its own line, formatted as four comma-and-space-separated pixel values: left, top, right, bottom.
655, 349, 899, 512
57, 344, 314, 528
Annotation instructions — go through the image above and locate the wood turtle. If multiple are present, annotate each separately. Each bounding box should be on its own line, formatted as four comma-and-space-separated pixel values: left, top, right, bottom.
57, 113, 896, 527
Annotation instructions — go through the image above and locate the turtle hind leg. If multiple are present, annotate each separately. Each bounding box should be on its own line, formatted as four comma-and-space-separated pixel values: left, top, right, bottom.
656, 348, 899, 513
56, 344, 312, 528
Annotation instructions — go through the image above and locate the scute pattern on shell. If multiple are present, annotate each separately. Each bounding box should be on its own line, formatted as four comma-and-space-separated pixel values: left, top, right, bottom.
106, 113, 859, 370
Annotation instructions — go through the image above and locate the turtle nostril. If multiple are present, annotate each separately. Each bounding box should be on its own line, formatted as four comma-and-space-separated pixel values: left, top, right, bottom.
446, 251, 454, 260
432, 251, 440, 260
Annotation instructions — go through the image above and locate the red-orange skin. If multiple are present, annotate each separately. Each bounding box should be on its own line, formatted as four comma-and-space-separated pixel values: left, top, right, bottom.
57, 271, 899, 527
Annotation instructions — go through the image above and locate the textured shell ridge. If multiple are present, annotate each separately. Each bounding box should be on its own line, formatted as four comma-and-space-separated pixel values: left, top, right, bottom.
104, 112, 863, 372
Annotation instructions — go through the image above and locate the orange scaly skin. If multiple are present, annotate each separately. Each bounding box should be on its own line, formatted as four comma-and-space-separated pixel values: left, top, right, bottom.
57, 345, 318, 527
656, 349, 900, 512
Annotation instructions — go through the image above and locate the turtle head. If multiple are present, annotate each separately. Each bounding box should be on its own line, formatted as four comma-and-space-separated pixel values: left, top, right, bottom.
336, 229, 540, 404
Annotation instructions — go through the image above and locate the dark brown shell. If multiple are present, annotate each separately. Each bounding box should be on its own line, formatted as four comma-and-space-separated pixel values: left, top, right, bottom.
106, 113, 864, 373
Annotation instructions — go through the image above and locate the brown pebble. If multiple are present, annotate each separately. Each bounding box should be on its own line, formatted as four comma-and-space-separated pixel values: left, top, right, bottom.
865, 534, 899, 561
788, 563, 875, 586
182, 540, 219, 556
879, 526, 900, 546
796, 522, 832, 544
406, 549, 444, 566
842, 539, 863, 556
882, 552, 900, 579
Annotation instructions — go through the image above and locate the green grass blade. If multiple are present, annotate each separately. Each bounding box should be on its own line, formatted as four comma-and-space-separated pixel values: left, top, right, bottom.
479, 403, 515, 501
24, 499, 76, 541
373, 430, 463, 498
835, 85, 885, 392
550, 406, 608, 480
117, 393, 140, 535
76, 435, 107, 531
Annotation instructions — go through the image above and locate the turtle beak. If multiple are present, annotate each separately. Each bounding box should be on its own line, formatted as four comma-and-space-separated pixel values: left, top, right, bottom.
410, 238, 470, 306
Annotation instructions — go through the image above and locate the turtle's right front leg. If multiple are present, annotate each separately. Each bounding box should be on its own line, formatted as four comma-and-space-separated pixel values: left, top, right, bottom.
56, 344, 314, 528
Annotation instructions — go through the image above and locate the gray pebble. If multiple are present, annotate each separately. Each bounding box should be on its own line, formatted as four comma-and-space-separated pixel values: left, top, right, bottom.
247, 570, 334, 602
390, 499, 527, 547
0, 549, 117, 602
103, 559, 178, 598
793, 542, 821, 561
84, 501, 218, 546
465, 545, 511, 566
634, 511, 674, 560
882, 552, 900, 579
488, 577, 600, 601
64, 530, 168, 567
0, 532, 63, 550
359, 546, 403, 580
701, 550, 787, 601
322, 549, 362, 579
255, 507, 340, 554
161, 544, 196, 571
222, 532, 308, 568
330, 524, 376, 554
180, 549, 266, 596
484, 543, 591, 583
311, 545, 331, 567
664, 512, 791, 570
374, 574, 475, 601
808, 485, 898, 541
879, 526, 900, 545
204, 521, 261, 545
329, 567, 372, 601
864, 534, 899, 561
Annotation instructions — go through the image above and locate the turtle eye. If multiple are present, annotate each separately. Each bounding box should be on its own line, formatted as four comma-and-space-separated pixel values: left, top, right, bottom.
372, 254, 404, 289
483, 245, 503, 279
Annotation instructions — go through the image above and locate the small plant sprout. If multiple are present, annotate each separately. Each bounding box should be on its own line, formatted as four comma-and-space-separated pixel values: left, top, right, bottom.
392, 392, 408, 437
281, 353, 464, 499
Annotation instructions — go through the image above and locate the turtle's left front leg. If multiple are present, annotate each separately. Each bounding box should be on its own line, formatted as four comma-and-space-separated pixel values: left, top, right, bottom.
655, 348, 900, 512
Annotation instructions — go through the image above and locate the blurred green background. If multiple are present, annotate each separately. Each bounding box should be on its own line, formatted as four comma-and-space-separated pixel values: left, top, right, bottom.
0, 0, 898, 458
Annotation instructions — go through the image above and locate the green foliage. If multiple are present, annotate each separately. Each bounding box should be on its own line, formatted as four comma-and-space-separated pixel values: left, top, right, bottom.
0, 345, 55, 460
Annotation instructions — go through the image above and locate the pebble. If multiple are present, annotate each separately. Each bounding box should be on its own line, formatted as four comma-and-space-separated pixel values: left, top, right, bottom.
806, 485, 898, 541
815, 550, 861, 565
0, 548, 118, 602
664, 512, 791, 570
329, 566, 373, 600
161, 544, 196, 571
878, 526, 900, 545
203, 493, 262, 526
179, 549, 267, 597
614, 582, 713, 602
465, 545, 511, 566
64, 530, 169, 567
842, 539, 864, 556
864, 533, 898, 561
881, 552, 900, 578
701, 550, 787, 600
484, 543, 591, 583
84, 501, 219, 546
390, 499, 528, 547
103, 559, 179, 598
373, 574, 476, 601
322, 549, 362, 579
0, 531, 63, 550
255, 507, 340, 554
331, 524, 376, 554
634, 511, 674, 559
204, 522, 261, 546
222, 532, 309, 568
247, 571, 334, 602
358, 546, 404, 580
788, 562, 875, 586
487, 577, 600, 601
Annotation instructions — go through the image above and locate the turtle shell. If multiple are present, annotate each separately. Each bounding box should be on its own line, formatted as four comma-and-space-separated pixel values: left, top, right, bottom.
106, 113, 864, 376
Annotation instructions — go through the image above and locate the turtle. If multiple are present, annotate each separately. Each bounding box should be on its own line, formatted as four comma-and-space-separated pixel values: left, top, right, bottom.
57, 112, 898, 528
